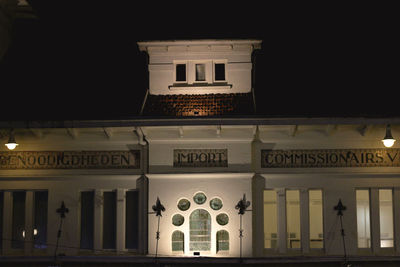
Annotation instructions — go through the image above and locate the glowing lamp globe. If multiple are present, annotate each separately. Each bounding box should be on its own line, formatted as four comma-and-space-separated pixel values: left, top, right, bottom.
5, 133, 18, 150
382, 125, 396, 148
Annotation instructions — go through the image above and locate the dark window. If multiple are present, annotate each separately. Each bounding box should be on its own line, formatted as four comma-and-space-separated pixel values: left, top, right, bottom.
125, 190, 139, 249
12, 191, 25, 249
80, 191, 94, 250
176, 64, 186, 82
0, 192, 3, 251
103, 191, 116, 249
214, 63, 225, 81
34, 191, 48, 249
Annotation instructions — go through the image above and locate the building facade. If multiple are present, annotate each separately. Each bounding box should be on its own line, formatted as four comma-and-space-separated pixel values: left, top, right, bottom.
1, 39, 400, 265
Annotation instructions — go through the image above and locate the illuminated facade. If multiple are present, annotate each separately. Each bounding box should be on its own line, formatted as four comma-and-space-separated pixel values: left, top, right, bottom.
1, 39, 400, 266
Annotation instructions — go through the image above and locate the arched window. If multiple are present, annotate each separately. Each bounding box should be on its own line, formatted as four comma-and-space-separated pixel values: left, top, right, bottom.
190, 209, 211, 251
217, 230, 229, 252
172, 230, 184, 252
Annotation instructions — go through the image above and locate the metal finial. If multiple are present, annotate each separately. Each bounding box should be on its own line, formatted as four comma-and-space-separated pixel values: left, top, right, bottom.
334, 199, 346, 216
235, 194, 251, 215
56, 201, 69, 218
152, 197, 165, 217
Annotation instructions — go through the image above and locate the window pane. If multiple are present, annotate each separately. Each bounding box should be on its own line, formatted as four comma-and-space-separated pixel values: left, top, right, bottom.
263, 190, 277, 249
195, 64, 206, 81
176, 64, 186, 82
103, 191, 116, 249
172, 230, 184, 252
216, 230, 229, 252
356, 190, 371, 248
126, 190, 139, 249
34, 191, 48, 249
309, 190, 323, 249
12, 191, 25, 249
379, 189, 393, 248
189, 209, 211, 251
214, 63, 225, 81
80, 191, 94, 249
286, 190, 300, 249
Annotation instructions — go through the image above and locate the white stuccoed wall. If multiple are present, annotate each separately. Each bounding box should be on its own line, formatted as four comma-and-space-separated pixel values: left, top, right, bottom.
148, 173, 253, 257
138, 40, 261, 95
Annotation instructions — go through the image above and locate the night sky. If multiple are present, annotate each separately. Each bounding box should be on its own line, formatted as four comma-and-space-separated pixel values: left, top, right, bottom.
1, 2, 398, 120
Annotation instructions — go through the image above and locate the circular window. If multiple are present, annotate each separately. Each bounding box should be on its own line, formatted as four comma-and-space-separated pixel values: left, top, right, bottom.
193, 192, 207, 205
172, 214, 185, 226
210, 198, 223, 210
177, 198, 191, 211
216, 213, 229, 226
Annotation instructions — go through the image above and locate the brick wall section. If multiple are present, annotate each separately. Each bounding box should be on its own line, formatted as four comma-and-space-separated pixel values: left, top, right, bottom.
142, 93, 254, 117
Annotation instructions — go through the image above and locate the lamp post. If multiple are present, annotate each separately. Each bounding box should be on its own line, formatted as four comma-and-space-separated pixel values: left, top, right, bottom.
235, 194, 251, 260
54, 201, 69, 262
150, 197, 165, 259
334, 199, 350, 267
5, 129, 18, 150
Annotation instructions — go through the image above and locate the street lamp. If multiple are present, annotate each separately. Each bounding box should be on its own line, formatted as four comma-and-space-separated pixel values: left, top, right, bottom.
382, 124, 396, 148
5, 129, 18, 150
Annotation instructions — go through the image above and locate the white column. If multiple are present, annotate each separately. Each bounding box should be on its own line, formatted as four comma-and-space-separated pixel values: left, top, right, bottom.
2, 191, 12, 254
370, 188, 380, 252
277, 188, 287, 253
300, 189, 310, 253
94, 189, 103, 252
137, 175, 148, 254
252, 174, 265, 256
116, 189, 126, 253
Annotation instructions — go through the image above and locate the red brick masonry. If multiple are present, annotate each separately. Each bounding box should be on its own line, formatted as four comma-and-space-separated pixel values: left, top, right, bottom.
142, 93, 254, 116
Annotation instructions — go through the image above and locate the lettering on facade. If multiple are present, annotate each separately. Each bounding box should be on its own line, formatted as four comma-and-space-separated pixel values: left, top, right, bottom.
261, 149, 400, 168
0, 150, 140, 169
174, 149, 227, 167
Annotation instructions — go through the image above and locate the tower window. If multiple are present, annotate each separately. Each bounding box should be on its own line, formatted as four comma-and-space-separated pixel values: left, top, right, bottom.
195, 64, 206, 81
176, 64, 187, 82
214, 63, 226, 81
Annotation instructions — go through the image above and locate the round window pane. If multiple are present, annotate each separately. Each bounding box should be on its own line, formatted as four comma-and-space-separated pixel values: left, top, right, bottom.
177, 198, 190, 211
216, 213, 229, 226
210, 198, 223, 210
193, 192, 207, 205
172, 214, 185, 226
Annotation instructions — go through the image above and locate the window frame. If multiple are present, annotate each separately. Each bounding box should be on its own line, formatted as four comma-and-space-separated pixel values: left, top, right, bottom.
172, 230, 185, 254
263, 189, 278, 250
80, 190, 95, 250
213, 60, 227, 83
125, 189, 140, 250
216, 230, 229, 253
172, 60, 228, 86
102, 190, 117, 250
174, 61, 188, 84
355, 188, 372, 250
378, 188, 394, 249
194, 63, 207, 82
285, 189, 301, 250
308, 189, 324, 250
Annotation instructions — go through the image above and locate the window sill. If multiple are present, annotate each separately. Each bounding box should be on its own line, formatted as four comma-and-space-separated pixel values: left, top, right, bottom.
169, 83, 232, 91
